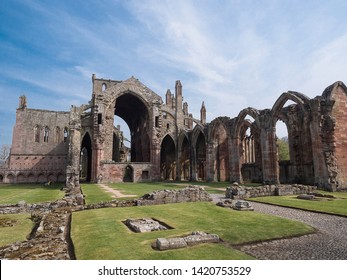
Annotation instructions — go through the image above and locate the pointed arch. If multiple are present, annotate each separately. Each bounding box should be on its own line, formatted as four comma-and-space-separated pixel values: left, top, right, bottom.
34, 125, 41, 143
191, 127, 206, 181
178, 131, 190, 181
231, 108, 262, 184
160, 134, 176, 180
271, 91, 310, 123
209, 118, 230, 182
233, 107, 260, 136
81, 132, 92, 182
123, 165, 134, 182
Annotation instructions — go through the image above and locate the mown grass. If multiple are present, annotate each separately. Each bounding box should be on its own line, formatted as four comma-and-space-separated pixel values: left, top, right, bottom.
0, 184, 64, 204
81, 184, 114, 204
248, 191, 347, 216
0, 214, 33, 247
71, 202, 314, 260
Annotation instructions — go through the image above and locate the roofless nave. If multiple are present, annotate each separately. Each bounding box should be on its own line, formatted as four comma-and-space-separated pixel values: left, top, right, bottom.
1, 75, 347, 193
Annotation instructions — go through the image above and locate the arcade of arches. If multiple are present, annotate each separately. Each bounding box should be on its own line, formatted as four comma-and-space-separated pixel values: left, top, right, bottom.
3, 76, 347, 192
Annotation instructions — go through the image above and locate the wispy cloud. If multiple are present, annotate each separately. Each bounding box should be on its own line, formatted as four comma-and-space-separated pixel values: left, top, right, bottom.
1, 0, 347, 145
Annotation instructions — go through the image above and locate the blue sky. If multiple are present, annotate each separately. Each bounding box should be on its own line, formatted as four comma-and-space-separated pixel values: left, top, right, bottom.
1, 0, 347, 146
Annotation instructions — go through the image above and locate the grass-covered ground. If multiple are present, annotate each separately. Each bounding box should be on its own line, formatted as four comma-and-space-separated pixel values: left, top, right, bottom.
71, 201, 314, 260
248, 191, 347, 217
0, 183, 64, 204
0, 213, 33, 247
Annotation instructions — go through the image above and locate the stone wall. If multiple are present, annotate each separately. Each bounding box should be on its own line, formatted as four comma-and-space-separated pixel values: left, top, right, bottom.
137, 185, 212, 206
226, 184, 317, 199
0, 208, 73, 260
99, 162, 153, 183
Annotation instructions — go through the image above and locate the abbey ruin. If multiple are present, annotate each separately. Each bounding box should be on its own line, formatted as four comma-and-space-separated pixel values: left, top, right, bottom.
1, 75, 347, 193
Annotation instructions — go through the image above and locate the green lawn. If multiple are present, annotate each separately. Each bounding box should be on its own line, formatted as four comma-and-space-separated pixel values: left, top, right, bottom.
71, 202, 314, 260
0, 184, 64, 204
0, 213, 33, 247
81, 184, 114, 204
248, 191, 347, 216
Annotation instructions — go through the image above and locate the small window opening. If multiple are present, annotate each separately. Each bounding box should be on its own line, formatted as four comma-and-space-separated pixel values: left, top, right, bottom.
142, 170, 149, 180
63, 128, 68, 143
98, 113, 102, 125
34, 126, 40, 143
44, 127, 49, 142
102, 83, 107, 91
155, 116, 159, 127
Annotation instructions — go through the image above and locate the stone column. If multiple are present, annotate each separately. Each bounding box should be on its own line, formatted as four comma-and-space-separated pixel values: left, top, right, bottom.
229, 137, 242, 183
65, 106, 84, 205
190, 143, 197, 181
259, 111, 279, 184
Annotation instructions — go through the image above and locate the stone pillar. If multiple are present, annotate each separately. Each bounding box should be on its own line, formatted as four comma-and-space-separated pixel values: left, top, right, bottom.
205, 140, 214, 182
65, 106, 84, 205
190, 142, 197, 181
229, 137, 242, 183
259, 111, 279, 184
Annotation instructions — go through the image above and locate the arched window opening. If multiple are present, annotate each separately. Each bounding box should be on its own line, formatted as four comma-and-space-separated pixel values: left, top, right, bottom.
102, 83, 107, 92
114, 93, 150, 162
196, 132, 206, 181
80, 133, 92, 182
34, 125, 40, 143
242, 127, 255, 164
160, 135, 176, 180
63, 128, 68, 143
43, 126, 49, 143
180, 136, 190, 181
123, 165, 134, 182
239, 115, 261, 184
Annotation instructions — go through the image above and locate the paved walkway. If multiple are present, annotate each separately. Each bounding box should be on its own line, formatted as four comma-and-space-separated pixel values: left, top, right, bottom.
97, 183, 137, 198
210, 194, 347, 260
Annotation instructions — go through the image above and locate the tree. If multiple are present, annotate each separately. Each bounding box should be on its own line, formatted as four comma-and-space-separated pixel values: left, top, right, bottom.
0, 144, 11, 161
277, 137, 290, 161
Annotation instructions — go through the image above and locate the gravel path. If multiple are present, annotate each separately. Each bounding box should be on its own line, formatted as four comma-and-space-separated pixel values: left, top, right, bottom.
97, 183, 137, 198
210, 194, 347, 260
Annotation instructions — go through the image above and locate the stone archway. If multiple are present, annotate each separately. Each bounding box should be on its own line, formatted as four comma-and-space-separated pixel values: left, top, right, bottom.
271, 92, 313, 185
209, 118, 230, 182
178, 132, 190, 181
81, 133, 92, 182
114, 93, 151, 163
123, 165, 134, 182
160, 134, 176, 180
195, 131, 206, 181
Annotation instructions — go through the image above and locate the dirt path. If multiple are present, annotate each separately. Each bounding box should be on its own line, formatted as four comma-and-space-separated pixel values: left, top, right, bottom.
97, 183, 137, 198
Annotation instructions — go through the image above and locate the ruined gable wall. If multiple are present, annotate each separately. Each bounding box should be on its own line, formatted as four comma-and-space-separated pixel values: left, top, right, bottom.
7, 107, 70, 183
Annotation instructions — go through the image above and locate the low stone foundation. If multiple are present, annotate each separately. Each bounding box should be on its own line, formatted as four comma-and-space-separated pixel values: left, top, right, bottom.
0, 208, 73, 260
137, 185, 212, 206
124, 218, 171, 233
155, 231, 220, 251
226, 183, 317, 199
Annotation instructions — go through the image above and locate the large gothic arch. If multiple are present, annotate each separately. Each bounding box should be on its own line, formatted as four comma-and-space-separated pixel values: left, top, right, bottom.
270, 91, 314, 184
208, 118, 230, 182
